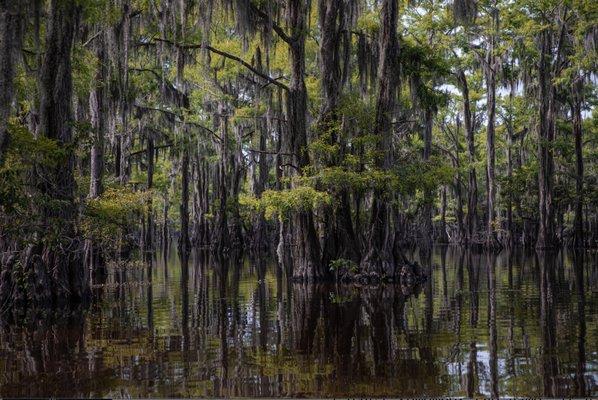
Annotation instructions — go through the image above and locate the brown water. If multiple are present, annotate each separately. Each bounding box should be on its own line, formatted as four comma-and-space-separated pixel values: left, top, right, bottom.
0, 246, 596, 398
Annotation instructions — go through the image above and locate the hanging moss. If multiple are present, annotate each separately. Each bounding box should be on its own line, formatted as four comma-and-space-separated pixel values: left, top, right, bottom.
584, 25, 598, 53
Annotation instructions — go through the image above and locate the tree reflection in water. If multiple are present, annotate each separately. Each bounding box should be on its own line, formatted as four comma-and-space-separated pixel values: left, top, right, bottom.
0, 247, 597, 397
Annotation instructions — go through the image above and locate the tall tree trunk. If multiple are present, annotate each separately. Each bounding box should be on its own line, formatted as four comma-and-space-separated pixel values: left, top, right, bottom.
228, 126, 244, 249
251, 109, 269, 252
485, 8, 500, 249
505, 74, 515, 247
457, 70, 478, 245
287, 0, 323, 281
454, 180, 466, 244
571, 75, 584, 248
117, 1, 131, 184
179, 147, 190, 254
421, 107, 434, 249
318, 0, 360, 268
213, 106, 229, 253
439, 186, 449, 243
360, 0, 399, 277
89, 33, 107, 199
536, 30, 556, 249
454, 116, 466, 244
0, 0, 22, 165
85, 30, 108, 283
145, 135, 154, 250
18, 0, 86, 306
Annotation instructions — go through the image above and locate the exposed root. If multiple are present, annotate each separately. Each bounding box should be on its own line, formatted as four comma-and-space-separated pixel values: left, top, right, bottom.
334, 259, 427, 291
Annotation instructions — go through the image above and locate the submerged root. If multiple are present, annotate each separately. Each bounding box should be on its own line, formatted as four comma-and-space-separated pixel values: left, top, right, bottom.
334, 259, 427, 291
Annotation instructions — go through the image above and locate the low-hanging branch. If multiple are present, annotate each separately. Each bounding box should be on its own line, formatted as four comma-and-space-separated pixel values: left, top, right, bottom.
152, 38, 290, 92
128, 143, 173, 158
247, 148, 296, 157
133, 104, 221, 141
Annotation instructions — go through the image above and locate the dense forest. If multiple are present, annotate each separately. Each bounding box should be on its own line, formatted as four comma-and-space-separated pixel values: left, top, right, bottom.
0, 0, 596, 310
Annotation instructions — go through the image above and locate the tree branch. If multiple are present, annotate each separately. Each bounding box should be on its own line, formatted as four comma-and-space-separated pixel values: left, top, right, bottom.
248, 148, 295, 157
153, 38, 290, 92
249, 4, 293, 44
128, 143, 173, 158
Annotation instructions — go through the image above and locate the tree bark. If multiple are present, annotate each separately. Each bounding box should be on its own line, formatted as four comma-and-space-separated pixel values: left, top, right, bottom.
21, 0, 86, 306
361, 0, 399, 277
85, 30, 108, 284
318, 0, 360, 268
536, 30, 556, 249
505, 73, 515, 247
421, 107, 434, 248
251, 109, 269, 252
145, 135, 154, 250
454, 116, 466, 243
213, 106, 229, 253
457, 70, 478, 245
484, 7, 500, 249
287, 0, 324, 281
89, 32, 107, 199
571, 75, 584, 248
179, 147, 190, 254
0, 0, 22, 165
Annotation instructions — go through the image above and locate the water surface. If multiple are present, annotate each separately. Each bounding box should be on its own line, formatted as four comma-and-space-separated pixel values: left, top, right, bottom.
1, 246, 596, 397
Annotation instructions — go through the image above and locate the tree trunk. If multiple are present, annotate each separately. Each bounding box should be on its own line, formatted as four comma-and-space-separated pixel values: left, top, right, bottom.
251, 110, 269, 252
228, 126, 244, 249
4, 0, 88, 308
162, 193, 170, 252
145, 135, 154, 250
179, 147, 190, 254
439, 186, 449, 243
505, 75, 515, 247
117, 1, 131, 184
457, 70, 478, 245
89, 32, 107, 198
536, 30, 556, 249
213, 106, 229, 253
421, 107, 434, 249
361, 0, 399, 277
0, 0, 22, 165
85, 31, 108, 284
453, 116, 466, 244
287, 0, 323, 281
318, 0, 360, 268
484, 9, 500, 249
571, 75, 584, 248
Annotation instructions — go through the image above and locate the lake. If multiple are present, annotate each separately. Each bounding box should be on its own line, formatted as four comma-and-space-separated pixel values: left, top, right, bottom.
1, 246, 596, 398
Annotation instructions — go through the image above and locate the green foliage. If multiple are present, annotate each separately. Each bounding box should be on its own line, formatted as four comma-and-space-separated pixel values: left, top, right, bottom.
356, 10, 381, 34
0, 123, 67, 239
79, 0, 122, 24
329, 258, 358, 273
240, 186, 331, 220
72, 45, 97, 99
82, 187, 152, 250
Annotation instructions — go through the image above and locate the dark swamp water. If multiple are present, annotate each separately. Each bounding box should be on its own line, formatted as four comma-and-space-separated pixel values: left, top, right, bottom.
0, 246, 596, 398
